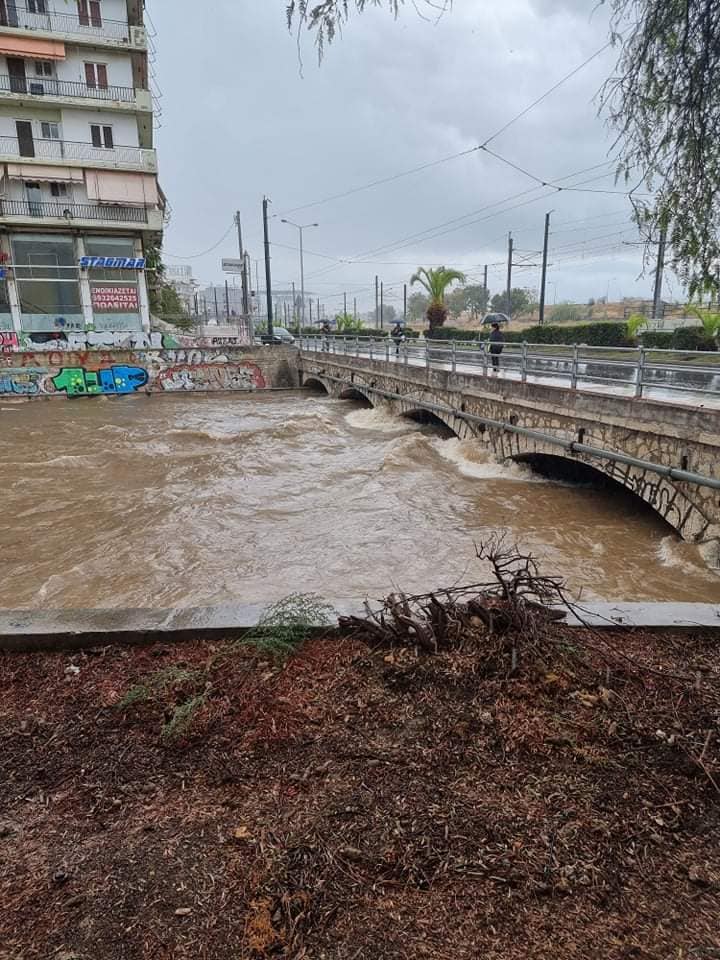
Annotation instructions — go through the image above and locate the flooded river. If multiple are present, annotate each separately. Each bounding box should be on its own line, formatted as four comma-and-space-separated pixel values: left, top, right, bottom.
1, 391, 719, 609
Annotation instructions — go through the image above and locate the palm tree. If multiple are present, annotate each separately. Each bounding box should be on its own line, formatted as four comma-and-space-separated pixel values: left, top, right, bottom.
410, 266, 467, 333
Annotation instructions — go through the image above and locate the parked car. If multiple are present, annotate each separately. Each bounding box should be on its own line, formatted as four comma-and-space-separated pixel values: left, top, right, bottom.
255, 326, 296, 345
482, 313, 510, 326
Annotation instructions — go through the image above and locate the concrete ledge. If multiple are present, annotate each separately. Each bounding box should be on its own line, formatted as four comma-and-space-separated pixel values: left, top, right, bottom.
0, 602, 719, 653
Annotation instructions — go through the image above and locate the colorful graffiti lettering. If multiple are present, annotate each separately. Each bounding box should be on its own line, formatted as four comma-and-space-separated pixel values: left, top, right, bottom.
0, 368, 47, 396
157, 362, 266, 392
52, 365, 149, 397
0, 332, 19, 352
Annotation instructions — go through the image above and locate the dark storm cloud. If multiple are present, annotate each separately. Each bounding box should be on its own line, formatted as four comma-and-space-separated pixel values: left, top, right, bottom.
149, 0, 669, 311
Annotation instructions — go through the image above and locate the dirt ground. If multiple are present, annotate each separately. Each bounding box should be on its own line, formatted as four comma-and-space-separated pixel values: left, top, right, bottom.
1, 625, 719, 960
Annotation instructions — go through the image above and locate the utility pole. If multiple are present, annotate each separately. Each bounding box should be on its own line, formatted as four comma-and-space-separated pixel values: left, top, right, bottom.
309, 300, 313, 324
292, 281, 297, 330
380, 281, 384, 329
353, 297, 357, 322
538, 211, 551, 326
213, 287, 219, 322
506, 232, 513, 319
317, 298, 320, 322
225, 279, 230, 320
343, 292, 347, 318
652, 224, 667, 321
483, 265, 488, 314
403, 283, 407, 322
235, 210, 250, 317
262, 196, 273, 336
375, 275, 379, 328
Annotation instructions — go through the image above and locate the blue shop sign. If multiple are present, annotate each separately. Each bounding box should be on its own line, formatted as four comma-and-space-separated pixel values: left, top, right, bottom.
79, 256, 147, 269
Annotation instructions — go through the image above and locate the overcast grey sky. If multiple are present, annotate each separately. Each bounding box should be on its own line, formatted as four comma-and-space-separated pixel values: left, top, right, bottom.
150, 0, 675, 313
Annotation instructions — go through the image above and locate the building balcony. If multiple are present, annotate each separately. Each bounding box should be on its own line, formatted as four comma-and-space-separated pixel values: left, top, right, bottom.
0, 135, 157, 172
0, 197, 164, 230
0, 6, 146, 50
0, 73, 151, 112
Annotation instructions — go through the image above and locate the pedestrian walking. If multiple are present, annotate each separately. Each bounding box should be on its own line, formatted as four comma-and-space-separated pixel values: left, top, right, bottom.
390, 321, 404, 357
489, 322, 504, 374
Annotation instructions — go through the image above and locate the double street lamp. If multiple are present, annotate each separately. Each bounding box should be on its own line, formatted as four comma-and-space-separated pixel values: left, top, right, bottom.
280, 218, 318, 330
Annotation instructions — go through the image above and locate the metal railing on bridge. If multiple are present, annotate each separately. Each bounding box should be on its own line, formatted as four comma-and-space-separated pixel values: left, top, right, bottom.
299, 335, 720, 406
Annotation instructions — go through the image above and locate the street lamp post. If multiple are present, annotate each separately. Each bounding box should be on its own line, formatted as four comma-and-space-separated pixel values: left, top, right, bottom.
281, 218, 318, 331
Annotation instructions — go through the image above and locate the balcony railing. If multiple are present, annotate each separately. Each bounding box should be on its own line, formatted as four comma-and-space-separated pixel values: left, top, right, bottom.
0, 135, 152, 169
0, 5, 131, 41
0, 73, 136, 103
0, 199, 149, 223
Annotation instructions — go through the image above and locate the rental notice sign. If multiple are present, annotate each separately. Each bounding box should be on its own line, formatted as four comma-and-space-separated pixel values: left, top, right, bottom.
91, 286, 139, 311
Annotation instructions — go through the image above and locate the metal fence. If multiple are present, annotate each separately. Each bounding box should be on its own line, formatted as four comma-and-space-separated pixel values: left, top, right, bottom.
0, 6, 131, 40
0, 73, 136, 103
299, 335, 720, 404
0, 136, 149, 168
0, 199, 148, 223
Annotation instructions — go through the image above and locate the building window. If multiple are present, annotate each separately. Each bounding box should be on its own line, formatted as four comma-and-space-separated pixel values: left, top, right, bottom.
77, 0, 102, 28
50, 182, 68, 198
85, 237, 142, 329
28, 0, 48, 13
40, 121, 60, 140
34, 61, 53, 77
12, 235, 83, 329
84, 62, 108, 89
90, 124, 113, 149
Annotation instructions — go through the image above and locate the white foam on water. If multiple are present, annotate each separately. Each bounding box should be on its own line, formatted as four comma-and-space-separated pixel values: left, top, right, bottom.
345, 407, 416, 434
657, 535, 720, 580
429, 437, 539, 483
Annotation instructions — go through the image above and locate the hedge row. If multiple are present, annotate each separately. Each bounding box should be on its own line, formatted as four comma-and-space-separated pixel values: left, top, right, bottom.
427, 323, 718, 351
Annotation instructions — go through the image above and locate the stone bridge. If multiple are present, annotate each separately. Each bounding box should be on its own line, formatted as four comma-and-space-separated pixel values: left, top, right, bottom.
298, 350, 720, 563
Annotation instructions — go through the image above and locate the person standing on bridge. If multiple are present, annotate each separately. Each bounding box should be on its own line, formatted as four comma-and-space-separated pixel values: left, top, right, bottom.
489, 322, 504, 374
391, 321, 405, 357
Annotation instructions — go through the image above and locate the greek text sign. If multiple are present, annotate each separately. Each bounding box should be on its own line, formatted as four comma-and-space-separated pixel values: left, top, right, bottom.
91, 286, 140, 311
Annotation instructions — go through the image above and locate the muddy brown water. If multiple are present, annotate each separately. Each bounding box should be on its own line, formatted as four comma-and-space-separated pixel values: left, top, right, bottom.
1, 391, 718, 609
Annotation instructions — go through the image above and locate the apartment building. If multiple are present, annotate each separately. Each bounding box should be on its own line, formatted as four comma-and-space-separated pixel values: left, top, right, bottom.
0, 0, 163, 343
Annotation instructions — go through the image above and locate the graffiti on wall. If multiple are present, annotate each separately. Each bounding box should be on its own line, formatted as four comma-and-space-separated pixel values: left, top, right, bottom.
1, 332, 19, 352
0, 368, 48, 396
157, 362, 267, 392
52, 366, 149, 397
0, 350, 269, 399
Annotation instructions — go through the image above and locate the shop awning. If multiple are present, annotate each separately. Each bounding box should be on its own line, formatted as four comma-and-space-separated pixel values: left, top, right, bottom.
85, 170, 159, 205
0, 36, 65, 59
5, 164, 83, 182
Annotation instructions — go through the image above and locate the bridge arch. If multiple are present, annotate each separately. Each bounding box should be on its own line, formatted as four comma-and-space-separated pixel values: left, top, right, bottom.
508, 439, 714, 545
338, 384, 375, 405
302, 374, 332, 395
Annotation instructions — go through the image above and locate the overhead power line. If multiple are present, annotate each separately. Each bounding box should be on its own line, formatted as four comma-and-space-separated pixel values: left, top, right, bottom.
163, 222, 235, 260
278, 39, 616, 217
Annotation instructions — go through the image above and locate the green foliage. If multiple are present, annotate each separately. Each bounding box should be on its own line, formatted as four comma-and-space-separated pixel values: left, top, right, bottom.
426, 326, 478, 341
490, 288, 532, 316
670, 326, 718, 352
603, 1, 720, 295
117, 666, 204, 710
410, 266, 467, 331
161, 695, 209, 741
626, 313, 649, 340
640, 330, 673, 349
549, 303, 583, 324
335, 312, 364, 333
243, 593, 336, 658
446, 284, 490, 319
689, 307, 720, 338
476, 322, 632, 347
407, 291, 429, 321
115, 594, 336, 742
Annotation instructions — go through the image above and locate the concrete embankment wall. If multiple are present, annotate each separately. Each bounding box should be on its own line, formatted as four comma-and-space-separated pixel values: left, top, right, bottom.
0, 345, 299, 398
